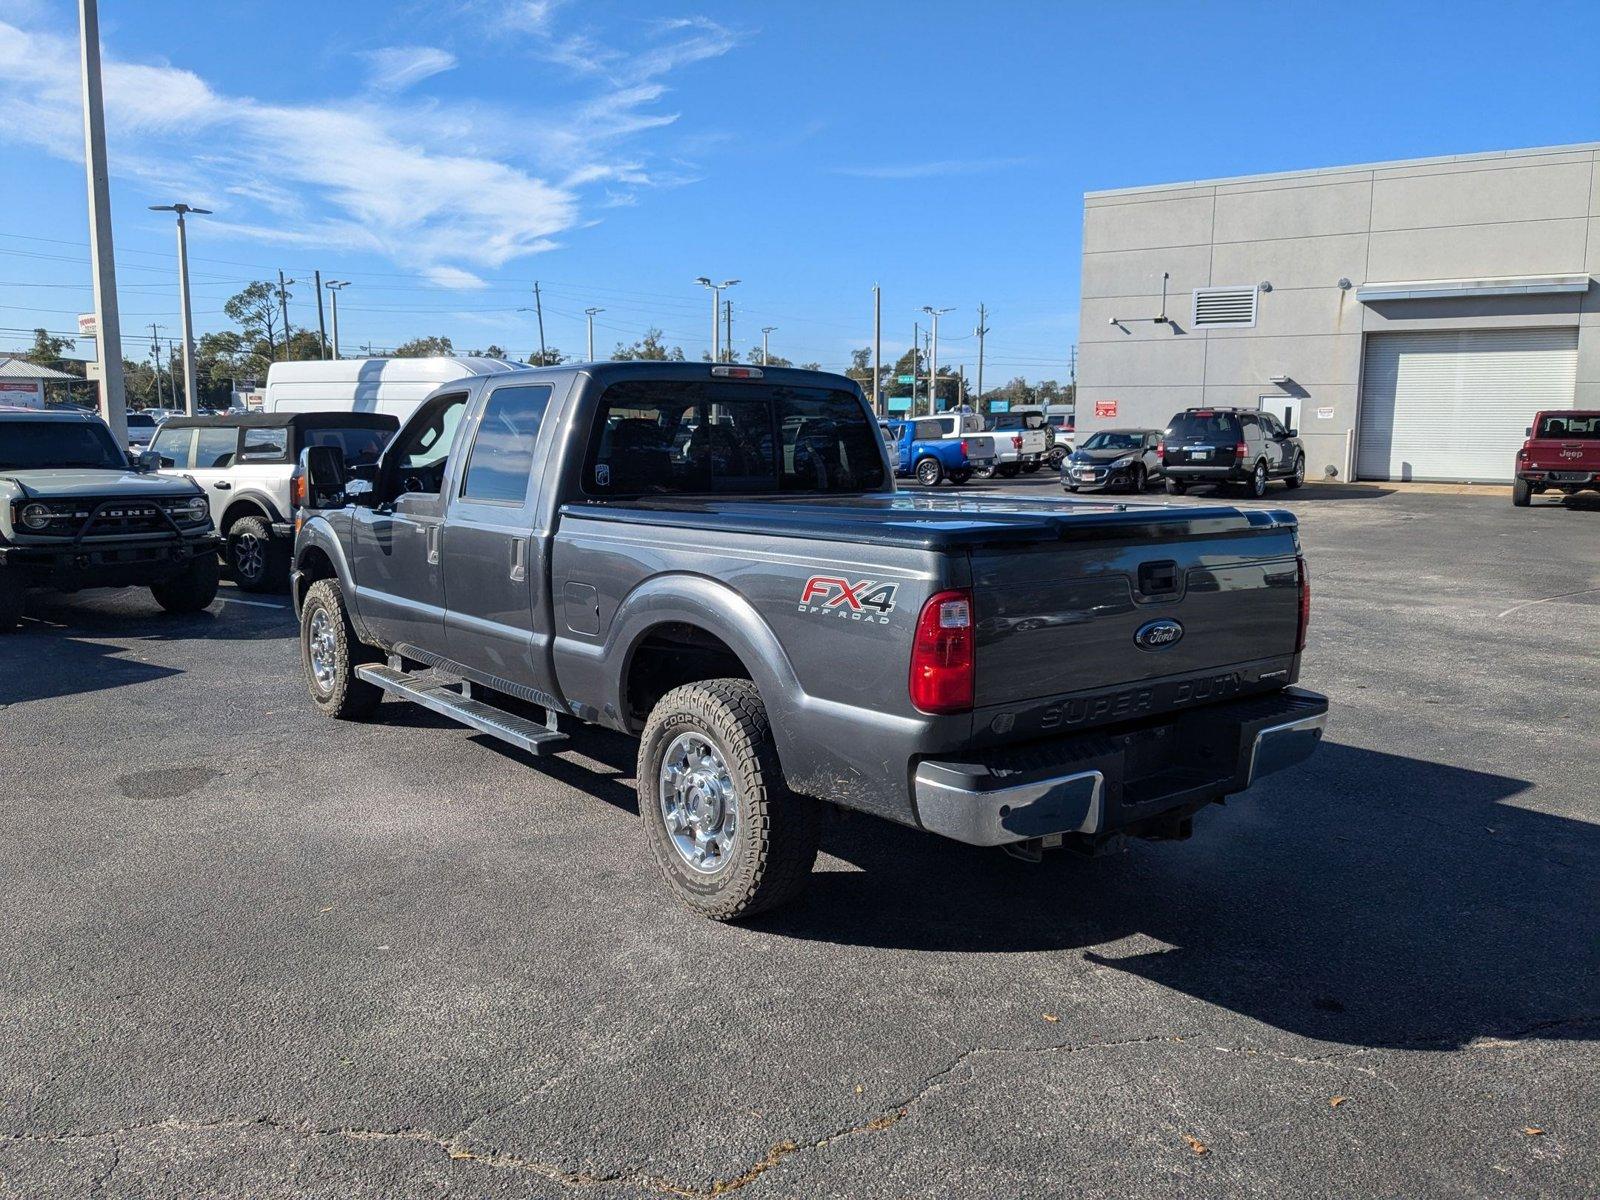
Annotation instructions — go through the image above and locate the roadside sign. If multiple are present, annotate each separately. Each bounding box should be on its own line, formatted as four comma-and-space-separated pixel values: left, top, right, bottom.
85, 359, 103, 380
1094, 400, 1118, 418
896, 374, 914, 385
0, 380, 44, 408
76, 313, 98, 337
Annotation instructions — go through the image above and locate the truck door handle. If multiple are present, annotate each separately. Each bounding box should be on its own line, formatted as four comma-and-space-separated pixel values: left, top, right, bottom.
426, 524, 440, 566
214, 481, 231, 490
509, 537, 527, 583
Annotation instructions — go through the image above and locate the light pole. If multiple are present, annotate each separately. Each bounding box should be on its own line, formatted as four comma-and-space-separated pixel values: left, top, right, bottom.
324, 280, 349, 359
694, 276, 739, 362
77, 0, 126, 444
922, 306, 954, 413
149, 203, 210, 414
584, 307, 604, 362
276, 271, 296, 359
760, 326, 777, 366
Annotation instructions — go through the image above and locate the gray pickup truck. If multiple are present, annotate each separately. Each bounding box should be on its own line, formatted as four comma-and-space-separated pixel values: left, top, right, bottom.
292, 362, 1326, 920
0, 409, 219, 629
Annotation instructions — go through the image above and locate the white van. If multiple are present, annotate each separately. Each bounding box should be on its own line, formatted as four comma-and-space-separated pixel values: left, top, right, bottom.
263, 357, 528, 423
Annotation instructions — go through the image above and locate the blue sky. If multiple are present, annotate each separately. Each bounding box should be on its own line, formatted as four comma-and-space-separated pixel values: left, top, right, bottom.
3, 0, 1599, 382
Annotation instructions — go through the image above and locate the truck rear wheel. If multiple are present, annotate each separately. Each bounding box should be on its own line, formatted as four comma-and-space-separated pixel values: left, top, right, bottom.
1021, 460, 1041, 474
638, 678, 820, 921
996, 464, 1020, 479
228, 515, 290, 592
151, 554, 220, 614
914, 457, 944, 487
1165, 478, 1187, 496
948, 468, 972, 485
1511, 477, 1532, 507
300, 578, 383, 719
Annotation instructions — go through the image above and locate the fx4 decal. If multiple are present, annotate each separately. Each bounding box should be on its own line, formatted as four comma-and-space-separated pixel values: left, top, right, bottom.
798, 576, 899, 624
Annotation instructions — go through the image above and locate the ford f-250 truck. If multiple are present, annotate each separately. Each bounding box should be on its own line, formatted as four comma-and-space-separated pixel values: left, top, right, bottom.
291, 362, 1327, 920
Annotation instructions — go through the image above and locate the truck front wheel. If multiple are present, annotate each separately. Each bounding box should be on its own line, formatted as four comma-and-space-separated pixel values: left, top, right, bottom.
638, 678, 820, 921
300, 578, 383, 719
228, 515, 290, 592
151, 554, 220, 614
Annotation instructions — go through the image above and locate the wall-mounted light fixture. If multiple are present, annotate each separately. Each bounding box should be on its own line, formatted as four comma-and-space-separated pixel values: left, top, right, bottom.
1258, 281, 1273, 293
1268, 374, 1290, 385
1337, 277, 1353, 291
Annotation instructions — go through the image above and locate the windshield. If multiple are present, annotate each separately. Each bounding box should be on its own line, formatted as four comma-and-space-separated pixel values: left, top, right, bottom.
303, 426, 394, 466
126, 413, 157, 428
0, 421, 125, 470
1167, 412, 1242, 441
1536, 413, 1600, 439
989, 412, 1044, 430
583, 381, 885, 495
1081, 431, 1144, 451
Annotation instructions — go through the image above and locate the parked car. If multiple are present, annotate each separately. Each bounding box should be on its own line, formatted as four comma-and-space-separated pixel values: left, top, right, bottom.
291, 361, 1326, 921
123, 409, 163, 452
1063, 428, 1163, 493
1161, 407, 1306, 498
0, 409, 219, 628
1513, 410, 1600, 506
151, 412, 397, 591
881, 417, 991, 485
984, 410, 1050, 473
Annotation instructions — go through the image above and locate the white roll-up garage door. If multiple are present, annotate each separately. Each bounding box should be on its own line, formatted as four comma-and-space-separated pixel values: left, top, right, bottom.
1357, 328, 1578, 482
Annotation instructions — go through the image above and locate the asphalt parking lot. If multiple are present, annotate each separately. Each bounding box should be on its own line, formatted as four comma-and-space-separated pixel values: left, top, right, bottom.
2, 479, 1596, 1199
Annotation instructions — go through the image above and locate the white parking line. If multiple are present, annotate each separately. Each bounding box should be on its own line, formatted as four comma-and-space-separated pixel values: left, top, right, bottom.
220, 597, 288, 610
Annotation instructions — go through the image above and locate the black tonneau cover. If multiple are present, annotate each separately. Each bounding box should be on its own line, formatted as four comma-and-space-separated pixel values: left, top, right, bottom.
560, 494, 1292, 550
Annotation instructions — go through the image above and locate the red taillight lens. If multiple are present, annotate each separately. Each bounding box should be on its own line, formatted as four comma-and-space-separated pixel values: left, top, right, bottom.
1012, 435, 1023, 451
1234, 441, 1248, 461
960, 439, 968, 457
1156, 440, 1165, 462
909, 589, 975, 714
1295, 556, 1311, 653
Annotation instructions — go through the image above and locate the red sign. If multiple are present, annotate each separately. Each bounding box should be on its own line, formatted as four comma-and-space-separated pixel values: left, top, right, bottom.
1094, 400, 1118, 418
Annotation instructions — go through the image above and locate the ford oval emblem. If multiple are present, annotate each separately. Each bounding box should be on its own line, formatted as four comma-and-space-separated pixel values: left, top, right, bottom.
1134, 618, 1184, 651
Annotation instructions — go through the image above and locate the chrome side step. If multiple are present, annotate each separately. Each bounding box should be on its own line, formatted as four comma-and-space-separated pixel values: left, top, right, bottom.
355, 663, 569, 756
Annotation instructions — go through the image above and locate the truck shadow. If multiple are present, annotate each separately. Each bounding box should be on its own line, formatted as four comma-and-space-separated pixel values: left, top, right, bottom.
759, 741, 1599, 1052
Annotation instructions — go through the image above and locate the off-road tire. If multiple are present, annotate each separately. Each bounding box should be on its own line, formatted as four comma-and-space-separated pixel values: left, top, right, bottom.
151, 554, 219, 614
228, 515, 290, 592
1284, 454, 1306, 490
1165, 478, 1187, 496
973, 464, 997, 480
948, 468, 972, 485
0, 573, 24, 631
996, 464, 1021, 479
638, 678, 820, 921
914, 457, 944, 487
300, 578, 383, 719
1511, 477, 1532, 507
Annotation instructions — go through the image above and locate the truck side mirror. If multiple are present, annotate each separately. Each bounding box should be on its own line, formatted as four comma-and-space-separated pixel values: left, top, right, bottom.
1287, 428, 1298, 438
301, 445, 349, 508
1524, 426, 1532, 437
133, 449, 160, 473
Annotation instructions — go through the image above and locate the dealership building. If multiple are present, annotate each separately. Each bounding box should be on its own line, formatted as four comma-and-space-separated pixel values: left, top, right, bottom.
1075, 141, 1600, 482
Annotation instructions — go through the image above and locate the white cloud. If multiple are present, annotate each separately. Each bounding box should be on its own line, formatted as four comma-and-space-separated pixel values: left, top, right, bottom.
360, 45, 458, 92
0, 10, 735, 287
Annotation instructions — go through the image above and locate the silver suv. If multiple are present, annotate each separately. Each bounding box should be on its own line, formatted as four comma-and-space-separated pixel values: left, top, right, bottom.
150, 413, 395, 591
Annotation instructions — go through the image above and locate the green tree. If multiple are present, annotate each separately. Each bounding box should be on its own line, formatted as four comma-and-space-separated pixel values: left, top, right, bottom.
22, 327, 77, 369
468, 344, 508, 359
393, 335, 455, 358
223, 282, 282, 360
746, 345, 792, 368
612, 328, 685, 361
526, 347, 567, 366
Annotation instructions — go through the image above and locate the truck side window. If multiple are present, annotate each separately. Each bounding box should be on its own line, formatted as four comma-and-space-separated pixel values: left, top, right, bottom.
150, 427, 194, 469
460, 385, 553, 504
240, 427, 289, 462
912, 419, 943, 440
195, 427, 238, 469
390, 393, 468, 496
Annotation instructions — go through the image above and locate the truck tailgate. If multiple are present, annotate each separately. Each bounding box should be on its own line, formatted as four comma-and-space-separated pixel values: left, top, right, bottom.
969, 507, 1302, 731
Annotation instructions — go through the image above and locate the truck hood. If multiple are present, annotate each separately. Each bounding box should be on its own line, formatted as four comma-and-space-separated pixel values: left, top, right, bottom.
0, 468, 201, 500
564, 493, 1290, 550
1071, 447, 1142, 463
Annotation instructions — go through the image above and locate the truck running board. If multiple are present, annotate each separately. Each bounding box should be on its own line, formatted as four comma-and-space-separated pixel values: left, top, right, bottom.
355, 663, 569, 756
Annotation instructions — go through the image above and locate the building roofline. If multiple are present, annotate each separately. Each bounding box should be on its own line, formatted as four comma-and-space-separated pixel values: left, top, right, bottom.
1084, 141, 1600, 200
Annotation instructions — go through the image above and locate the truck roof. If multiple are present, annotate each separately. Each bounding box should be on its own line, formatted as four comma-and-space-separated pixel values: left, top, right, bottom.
0, 407, 103, 423
159, 411, 398, 431
264, 356, 529, 386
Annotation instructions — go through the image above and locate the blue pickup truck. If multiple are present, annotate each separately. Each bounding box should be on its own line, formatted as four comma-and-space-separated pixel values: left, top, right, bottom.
881, 418, 991, 486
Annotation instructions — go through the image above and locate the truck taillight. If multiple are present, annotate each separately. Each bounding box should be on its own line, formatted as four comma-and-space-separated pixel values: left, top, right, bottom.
291, 473, 306, 507
1234, 441, 1248, 461
909, 589, 974, 714
1296, 556, 1311, 653
960, 439, 968, 457
1155, 440, 1165, 463
1011, 435, 1023, 451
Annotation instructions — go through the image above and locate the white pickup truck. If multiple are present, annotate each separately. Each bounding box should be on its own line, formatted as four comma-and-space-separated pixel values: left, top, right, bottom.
984, 410, 1052, 474
917, 412, 1038, 478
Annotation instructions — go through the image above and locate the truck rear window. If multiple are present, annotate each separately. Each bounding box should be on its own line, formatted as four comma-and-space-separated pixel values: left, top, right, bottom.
1167, 412, 1242, 441
0, 421, 125, 470
1537, 413, 1600, 439
583, 381, 885, 495
303, 426, 395, 466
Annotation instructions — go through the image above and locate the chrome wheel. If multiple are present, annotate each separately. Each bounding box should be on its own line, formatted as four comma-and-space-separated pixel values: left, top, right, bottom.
1252, 462, 1268, 497
1295, 456, 1306, 485
307, 607, 337, 694
234, 533, 264, 581
659, 732, 739, 875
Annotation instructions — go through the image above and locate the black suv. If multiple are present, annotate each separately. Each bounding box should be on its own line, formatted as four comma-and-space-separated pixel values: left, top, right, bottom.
1160, 408, 1305, 498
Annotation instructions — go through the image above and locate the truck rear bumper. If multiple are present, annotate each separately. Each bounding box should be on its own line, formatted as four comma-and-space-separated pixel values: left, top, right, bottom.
912, 687, 1328, 846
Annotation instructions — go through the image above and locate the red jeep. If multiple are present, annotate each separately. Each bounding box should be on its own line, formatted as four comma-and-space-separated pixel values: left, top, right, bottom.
1513, 411, 1600, 506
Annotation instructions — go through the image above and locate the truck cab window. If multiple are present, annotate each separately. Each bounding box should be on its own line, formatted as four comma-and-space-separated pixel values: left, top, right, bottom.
195, 427, 238, 469
151, 427, 194, 469
391, 393, 468, 496
461, 384, 553, 503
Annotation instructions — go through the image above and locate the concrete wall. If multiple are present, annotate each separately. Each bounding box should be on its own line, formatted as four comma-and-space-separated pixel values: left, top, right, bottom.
1077, 143, 1600, 481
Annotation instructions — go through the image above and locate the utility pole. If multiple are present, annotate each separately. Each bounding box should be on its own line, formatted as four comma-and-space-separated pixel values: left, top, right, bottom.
912, 321, 920, 413
584, 307, 603, 362
872, 284, 882, 415
722, 298, 735, 362
149, 204, 209, 414
276, 270, 295, 360
760, 326, 777, 366
148, 323, 164, 407
324, 280, 348, 359
694, 277, 738, 364
922, 306, 953, 413
78, 0, 126, 444
974, 302, 989, 412
533, 282, 546, 363
314, 269, 328, 359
